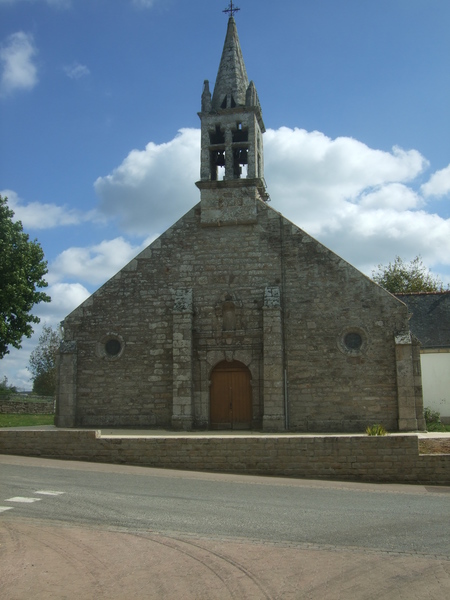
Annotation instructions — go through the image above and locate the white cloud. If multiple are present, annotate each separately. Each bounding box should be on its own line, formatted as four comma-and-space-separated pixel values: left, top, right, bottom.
358, 183, 423, 211
262, 128, 448, 276
421, 164, 450, 198
49, 236, 155, 286
93, 126, 450, 285
94, 128, 200, 235
264, 128, 428, 233
0, 343, 34, 390
0, 31, 38, 97
63, 61, 90, 80
2, 189, 99, 229
38, 282, 91, 318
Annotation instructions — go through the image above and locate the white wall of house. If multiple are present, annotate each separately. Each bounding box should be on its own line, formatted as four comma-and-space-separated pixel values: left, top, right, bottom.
421, 350, 450, 422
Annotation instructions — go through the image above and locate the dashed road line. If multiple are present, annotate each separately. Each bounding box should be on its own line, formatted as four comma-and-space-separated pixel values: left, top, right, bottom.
1, 491, 65, 515
5, 497, 42, 503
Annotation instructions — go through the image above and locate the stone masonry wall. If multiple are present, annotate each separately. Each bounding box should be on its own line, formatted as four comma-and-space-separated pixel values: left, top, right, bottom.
281, 218, 411, 432
0, 399, 55, 415
59, 199, 418, 431
0, 431, 448, 485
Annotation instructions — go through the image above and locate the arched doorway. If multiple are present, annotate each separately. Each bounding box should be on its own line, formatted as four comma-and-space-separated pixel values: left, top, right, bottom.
210, 360, 252, 429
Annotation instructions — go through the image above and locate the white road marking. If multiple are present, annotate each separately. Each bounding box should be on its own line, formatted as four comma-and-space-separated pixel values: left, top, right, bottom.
5, 497, 41, 503
0, 507, 14, 513
35, 490, 65, 496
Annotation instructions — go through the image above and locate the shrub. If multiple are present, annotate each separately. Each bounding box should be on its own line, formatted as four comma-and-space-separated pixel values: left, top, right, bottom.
424, 407, 441, 426
424, 407, 446, 432
0, 376, 17, 396
366, 424, 387, 436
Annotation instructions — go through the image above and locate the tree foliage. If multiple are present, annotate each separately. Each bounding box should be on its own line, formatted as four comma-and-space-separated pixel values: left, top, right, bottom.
32, 370, 56, 396
0, 376, 17, 396
0, 195, 50, 358
28, 325, 61, 396
372, 255, 446, 294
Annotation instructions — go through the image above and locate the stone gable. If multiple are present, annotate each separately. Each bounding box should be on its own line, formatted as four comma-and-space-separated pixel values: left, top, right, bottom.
57, 199, 423, 432
56, 15, 424, 433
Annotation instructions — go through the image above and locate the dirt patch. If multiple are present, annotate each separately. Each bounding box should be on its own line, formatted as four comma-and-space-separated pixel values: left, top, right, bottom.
1, 517, 449, 600
419, 438, 450, 454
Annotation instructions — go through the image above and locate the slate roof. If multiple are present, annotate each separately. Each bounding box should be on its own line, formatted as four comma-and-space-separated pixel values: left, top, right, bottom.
395, 292, 450, 349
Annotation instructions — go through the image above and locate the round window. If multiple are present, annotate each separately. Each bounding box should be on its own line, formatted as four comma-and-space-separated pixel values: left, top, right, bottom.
105, 338, 121, 356
338, 327, 367, 356
97, 333, 125, 360
344, 332, 363, 351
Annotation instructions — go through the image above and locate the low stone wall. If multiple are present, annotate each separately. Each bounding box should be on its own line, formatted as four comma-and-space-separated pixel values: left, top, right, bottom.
0, 431, 449, 484
0, 399, 55, 415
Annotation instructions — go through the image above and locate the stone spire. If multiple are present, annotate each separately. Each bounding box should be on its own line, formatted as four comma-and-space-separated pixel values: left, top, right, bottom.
196, 13, 268, 225
211, 16, 249, 110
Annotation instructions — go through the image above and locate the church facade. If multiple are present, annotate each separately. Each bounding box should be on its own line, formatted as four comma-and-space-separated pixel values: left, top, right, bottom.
56, 16, 425, 432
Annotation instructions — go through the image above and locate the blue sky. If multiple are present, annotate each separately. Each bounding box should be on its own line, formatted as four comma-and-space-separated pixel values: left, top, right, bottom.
1, 0, 450, 388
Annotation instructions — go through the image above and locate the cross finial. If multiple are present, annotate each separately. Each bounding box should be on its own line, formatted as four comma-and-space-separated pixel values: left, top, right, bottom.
223, 1, 240, 18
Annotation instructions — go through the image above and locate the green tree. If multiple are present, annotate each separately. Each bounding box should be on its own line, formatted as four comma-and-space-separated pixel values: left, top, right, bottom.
372, 255, 447, 294
0, 376, 17, 396
28, 325, 61, 396
0, 195, 50, 358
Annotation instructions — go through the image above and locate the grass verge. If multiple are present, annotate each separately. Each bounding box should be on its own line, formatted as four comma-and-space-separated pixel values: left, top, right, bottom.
0, 414, 54, 428
427, 422, 450, 433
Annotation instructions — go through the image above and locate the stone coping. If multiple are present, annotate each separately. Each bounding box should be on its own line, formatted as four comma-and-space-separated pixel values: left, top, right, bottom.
1, 425, 449, 439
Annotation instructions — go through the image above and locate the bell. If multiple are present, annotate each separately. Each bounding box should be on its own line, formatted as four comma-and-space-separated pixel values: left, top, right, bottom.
215, 152, 225, 166
239, 149, 248, 164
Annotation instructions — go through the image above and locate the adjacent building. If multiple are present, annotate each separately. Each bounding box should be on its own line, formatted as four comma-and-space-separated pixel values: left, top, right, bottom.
397, 292, 450, 423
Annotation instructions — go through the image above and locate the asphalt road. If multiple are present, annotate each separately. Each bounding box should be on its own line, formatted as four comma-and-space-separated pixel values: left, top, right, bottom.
1, 455, 449, 599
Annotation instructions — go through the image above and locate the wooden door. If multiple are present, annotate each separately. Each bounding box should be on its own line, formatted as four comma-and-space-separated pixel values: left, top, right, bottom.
210, 361, 252, 429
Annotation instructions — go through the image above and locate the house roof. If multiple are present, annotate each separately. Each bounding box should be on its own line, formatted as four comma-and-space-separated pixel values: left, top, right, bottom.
395, 292, 450, 349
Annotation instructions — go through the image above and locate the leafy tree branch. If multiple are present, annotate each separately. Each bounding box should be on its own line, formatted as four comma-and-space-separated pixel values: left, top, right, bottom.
372, 256, 447, 293
0, 195, 50, 358
28, 325, 61, 396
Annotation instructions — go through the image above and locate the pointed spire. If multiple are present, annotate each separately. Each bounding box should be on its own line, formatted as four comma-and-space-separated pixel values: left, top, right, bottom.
211, 17, 249, 110
201, 80, 212, 112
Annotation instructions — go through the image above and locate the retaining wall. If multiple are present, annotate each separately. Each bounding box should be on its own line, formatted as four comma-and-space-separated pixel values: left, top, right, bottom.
0, 399, 55, 415
0, 430, 449, 484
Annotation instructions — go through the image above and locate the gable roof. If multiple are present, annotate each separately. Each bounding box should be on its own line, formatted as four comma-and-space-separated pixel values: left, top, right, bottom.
395, 292, 450, 349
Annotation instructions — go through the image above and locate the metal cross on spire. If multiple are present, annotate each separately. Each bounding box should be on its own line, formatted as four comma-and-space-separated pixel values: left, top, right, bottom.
223, 1, 240, 18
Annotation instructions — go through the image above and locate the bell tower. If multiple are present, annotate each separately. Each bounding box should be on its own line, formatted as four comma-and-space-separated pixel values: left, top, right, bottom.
196, 8, 268, 226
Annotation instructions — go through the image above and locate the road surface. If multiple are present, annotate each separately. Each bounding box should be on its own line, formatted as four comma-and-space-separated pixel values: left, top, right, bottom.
1, 454, 449, 599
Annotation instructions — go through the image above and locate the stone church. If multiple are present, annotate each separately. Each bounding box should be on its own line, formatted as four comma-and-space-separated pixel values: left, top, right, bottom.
56, 14, 425, 432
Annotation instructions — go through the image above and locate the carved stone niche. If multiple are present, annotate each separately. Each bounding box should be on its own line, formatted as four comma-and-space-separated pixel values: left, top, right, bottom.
223, 299, 236, 331
215, 293, 243, 332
